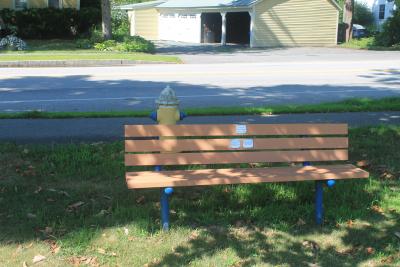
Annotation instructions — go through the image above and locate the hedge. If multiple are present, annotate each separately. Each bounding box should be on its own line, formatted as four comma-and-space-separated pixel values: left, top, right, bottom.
0, 7, 101, 39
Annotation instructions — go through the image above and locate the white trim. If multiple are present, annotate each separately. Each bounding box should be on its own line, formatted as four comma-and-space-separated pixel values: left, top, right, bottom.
249, 6, 255, 48
335, 9, 339, 45
221, 12, 227, 45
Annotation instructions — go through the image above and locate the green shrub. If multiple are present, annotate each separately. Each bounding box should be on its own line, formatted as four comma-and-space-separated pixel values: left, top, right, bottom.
0, 7, 101, 39
376, 4, 400, 47
94, 40, 117, 51
94, 36, 155, 53
75, 39, 93, 49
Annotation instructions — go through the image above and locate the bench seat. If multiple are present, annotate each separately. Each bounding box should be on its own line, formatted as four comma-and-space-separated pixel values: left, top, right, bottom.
126, 164, 369, 189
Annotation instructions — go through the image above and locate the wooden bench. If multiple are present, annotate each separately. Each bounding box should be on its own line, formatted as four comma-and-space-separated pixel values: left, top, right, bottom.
124, 123, 369, 230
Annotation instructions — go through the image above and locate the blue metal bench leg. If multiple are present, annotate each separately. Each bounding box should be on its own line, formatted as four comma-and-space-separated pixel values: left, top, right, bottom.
303, 161, 324, 225
161, 189, 170, 231
315, 181, 324, 225
156, 165, 173, 231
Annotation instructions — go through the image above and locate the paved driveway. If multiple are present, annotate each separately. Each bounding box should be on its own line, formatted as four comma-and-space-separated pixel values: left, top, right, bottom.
155, 41, 400, 64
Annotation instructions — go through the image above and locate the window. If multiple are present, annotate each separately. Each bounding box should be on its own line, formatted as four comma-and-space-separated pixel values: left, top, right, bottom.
15, 0, 27, 9
379, 4, 385, 20
48, 0, 60, 8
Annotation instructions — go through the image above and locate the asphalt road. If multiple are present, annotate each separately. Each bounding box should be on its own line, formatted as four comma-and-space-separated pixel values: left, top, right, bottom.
1, 48, 400, 113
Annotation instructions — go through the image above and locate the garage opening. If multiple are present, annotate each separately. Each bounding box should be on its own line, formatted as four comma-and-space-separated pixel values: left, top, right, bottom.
226, 12, 251, 45
201, 13, 222, 43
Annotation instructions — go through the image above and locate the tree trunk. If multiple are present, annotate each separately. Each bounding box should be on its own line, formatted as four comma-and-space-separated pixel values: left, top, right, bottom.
343, 0, 354, 42
101, 0, 112, 40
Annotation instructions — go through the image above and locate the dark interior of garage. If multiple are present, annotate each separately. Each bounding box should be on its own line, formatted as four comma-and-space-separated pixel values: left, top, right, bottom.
226, 12, 251, 44
201, 13, 222, 43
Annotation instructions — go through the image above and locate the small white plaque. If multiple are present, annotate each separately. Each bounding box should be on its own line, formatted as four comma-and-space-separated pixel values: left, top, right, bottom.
230, 139, 241, 149
236, 124, 247, 135
243, 139, 254, 149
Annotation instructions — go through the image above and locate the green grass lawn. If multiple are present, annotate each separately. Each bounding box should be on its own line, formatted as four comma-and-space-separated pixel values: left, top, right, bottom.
1, 97, 400, 119
0, 126, 399, 266
340, 37, 400, 51
0, 40, 181, 63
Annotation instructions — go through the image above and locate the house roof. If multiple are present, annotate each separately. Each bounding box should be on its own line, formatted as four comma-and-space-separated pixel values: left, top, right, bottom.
118, 0, 166, 10
157, 0, 258, 8
118, 0, 341, 11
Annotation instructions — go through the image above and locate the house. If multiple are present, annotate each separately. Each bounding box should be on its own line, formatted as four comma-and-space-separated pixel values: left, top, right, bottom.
0, 0, 80, 10
359, 0, 396, 29
119, 0, 341, 47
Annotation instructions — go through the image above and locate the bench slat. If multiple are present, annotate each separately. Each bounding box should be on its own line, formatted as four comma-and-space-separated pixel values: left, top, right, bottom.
125, 149, 348, 166
125, 124, 348, 137
126, 164, 368, 188
125, 137, 348, 152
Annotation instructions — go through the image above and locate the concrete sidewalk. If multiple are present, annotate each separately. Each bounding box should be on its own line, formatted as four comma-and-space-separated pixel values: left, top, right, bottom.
1, 111, 399, 143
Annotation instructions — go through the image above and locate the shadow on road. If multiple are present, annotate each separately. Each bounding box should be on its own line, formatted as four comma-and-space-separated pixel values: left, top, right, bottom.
0, 68, 399, 112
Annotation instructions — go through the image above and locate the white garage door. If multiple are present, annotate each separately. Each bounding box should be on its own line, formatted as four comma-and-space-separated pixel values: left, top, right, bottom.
159, 13, 201, 43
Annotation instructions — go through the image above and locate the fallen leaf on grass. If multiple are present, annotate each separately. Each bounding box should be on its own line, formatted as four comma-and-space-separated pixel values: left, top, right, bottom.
12, 245, 23, 257
124, 227, 129, 235
302, 240, 320, 251
27, 213, 36, 219
394, 232, 400, 239
25, 242, 33, 249
366, 247, 375, 254
69, 256, 99, 267
380, 171, 395, 180
346, 220, 354, 227
189, 231, 199, 240
40, 227, 53, 235
97, 248, 106, 255
34, 186, 42, 194
297, 218, 306, 226
44, 240, 60, 254
136, 196, 145, 204
32, 255, 46, 264
59, 190, 71, 198
94, 210, 109, 217
371, 205, 384, 214
22, 261, 28, 267
381, 256, 394, 264
356, 160, 370, 167
67, 201, 85, 211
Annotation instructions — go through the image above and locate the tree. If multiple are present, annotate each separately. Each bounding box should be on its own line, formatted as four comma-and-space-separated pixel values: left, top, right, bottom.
101, 0, 112, 40
343, 0, 354, 42
353, 1, 374, 28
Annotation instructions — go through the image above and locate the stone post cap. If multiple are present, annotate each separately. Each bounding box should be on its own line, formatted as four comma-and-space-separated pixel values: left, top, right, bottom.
156, 86, 180, 106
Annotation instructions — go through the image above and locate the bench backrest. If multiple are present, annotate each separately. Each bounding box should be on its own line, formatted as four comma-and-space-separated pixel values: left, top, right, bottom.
124, 124, 348, 167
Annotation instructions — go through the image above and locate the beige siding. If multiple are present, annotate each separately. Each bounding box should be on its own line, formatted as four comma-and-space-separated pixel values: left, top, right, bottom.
0, 0, 13, 9
29, 0, 47, 8
133, 8, 159, 40
254, 0, 339, 47
63, 0, 78, 9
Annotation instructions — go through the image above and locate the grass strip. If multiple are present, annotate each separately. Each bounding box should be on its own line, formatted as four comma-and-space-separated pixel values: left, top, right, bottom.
0, 52, 181, 63
1, 97, 400, 119
0, 126, 399, 266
